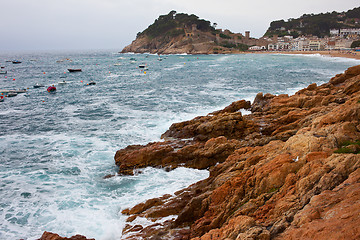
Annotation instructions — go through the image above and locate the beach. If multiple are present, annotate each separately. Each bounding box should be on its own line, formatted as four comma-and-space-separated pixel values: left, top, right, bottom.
254, 50, 360, 60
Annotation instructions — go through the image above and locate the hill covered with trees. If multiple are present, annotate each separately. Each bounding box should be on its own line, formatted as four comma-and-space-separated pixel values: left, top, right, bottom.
139, 10, 216, 39
121, 11, 253, 54
264, 7, 360, 38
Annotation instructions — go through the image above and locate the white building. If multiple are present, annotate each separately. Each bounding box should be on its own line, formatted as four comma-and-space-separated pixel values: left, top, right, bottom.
290, 38, 309, 51
268, 42, 290, 51
330, 29, 340, 36
249, 46, 266, 51
339, 28, 360, 38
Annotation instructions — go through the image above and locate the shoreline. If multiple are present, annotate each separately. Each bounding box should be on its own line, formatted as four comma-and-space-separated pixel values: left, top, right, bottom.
249, 50, 360, 60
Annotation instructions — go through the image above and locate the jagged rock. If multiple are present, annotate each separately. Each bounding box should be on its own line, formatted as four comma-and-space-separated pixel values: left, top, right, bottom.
116, 65, 360, 240
39, 232, 95, 240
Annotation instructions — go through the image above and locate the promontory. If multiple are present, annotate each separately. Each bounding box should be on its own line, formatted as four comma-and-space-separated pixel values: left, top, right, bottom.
120, 11, 266, 54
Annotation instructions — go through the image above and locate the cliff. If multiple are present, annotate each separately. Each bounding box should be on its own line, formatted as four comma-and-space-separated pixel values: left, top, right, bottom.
42, 65, 360, 239
121, 11, 253, 54
115, 65, 360, 239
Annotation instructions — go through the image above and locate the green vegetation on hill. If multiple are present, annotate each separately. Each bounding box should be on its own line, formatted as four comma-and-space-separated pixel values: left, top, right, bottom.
264, 7, 360, 38
139, 10, 216, 39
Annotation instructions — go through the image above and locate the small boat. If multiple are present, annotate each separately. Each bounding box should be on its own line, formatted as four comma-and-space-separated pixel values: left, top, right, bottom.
34, 83, 45, 88
12, 60, 22, 64
68, 68, 82, 72
0, 96, 4, 102
88, 81, 96, 85
0, 70, 7, 74
58, 80, 67, 85
14, 89, 27, 94
139, 64, 146, 68
7, 92, 18, 97
114, 63, 122, 66
47, 86, 56, 93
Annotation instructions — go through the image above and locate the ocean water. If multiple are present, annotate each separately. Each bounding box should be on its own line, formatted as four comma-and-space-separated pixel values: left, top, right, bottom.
0, 51, 359, 239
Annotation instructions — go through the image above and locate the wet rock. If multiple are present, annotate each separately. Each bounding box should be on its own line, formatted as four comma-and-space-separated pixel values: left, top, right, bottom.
39, 232, 95, 240
114, 65, 360, 240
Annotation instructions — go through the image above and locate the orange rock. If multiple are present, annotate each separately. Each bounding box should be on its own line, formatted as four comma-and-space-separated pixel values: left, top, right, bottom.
112, 65, 360, 240
39, 232, 94, 240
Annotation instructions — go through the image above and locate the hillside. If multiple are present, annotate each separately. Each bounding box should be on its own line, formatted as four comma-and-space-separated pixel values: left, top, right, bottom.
264, 7, 360, 38
121, 11, 251, 54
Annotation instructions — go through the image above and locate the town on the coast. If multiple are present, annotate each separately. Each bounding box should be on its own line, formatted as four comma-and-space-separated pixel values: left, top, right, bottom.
122, 8, 360, 57
245, 27, 360, 52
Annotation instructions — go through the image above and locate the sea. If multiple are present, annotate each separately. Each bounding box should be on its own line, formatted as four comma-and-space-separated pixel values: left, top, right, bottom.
0, 50, 359, 240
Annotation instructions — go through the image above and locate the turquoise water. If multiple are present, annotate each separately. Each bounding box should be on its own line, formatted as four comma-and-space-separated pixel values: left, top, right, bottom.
0, 51, 359, 239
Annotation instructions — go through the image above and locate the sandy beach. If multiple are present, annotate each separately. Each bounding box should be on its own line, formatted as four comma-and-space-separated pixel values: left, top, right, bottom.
255, 50, 360, 60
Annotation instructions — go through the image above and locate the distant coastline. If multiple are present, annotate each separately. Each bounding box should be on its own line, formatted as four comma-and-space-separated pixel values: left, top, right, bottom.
253, 50, 360, 60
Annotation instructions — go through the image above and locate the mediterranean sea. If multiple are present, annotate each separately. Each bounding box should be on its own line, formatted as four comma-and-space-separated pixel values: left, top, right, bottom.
0, 50, 359, 239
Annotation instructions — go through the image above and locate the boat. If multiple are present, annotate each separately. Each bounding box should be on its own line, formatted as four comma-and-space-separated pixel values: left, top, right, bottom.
13, 89, 27, 94
34, 83, 45, 88
47, 86, 56, 93
88, 81, 96, 85
0, 70, 7, 74
0, 96, 4, 102
68, 68, 82, 72
12, 60, 22, 64
114, 63, 122, 66
7, 92, 18, 97
139, 64, 147, 68
58, 80, 67, 85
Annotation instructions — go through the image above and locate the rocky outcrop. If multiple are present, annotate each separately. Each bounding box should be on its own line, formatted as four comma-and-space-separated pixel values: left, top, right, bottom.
40, 65, 360, 239
121, 35, 218, 55
116, 65, 360, 239
39, 231, 95, 240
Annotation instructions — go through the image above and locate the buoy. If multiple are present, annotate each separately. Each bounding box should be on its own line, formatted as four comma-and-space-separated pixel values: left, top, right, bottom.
81, 80, 83, 83
13, 78, 15, 81
43, 72, 46, 74
144, 71, 146, 74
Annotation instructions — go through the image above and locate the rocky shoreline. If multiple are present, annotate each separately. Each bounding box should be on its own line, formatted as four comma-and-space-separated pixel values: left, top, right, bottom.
41, 65, 360, 240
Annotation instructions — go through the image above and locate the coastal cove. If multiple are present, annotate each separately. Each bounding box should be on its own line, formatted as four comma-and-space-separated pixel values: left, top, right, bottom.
1, 52, 360, 240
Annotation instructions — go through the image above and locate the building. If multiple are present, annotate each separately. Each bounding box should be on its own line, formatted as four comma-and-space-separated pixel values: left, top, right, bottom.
290, 38, 308, 51
249, 46, 266, 51
335, 39, 353, 49
268, 42, 290, 51
340, 28, 360, 38
309, 40, 321, 50
330, 29, 340, 36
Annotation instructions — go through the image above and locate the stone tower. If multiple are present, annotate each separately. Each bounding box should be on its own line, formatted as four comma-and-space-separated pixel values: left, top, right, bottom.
245, 31, 250, 40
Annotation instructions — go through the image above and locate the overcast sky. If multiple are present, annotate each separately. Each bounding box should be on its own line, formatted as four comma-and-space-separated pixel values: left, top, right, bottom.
0, 0, 358, 52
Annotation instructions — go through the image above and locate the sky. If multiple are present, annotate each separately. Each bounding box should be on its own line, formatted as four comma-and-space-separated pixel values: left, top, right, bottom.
0, 0, 359, 52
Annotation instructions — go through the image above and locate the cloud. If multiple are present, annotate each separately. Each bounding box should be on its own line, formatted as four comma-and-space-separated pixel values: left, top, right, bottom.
0, 0, 359, 51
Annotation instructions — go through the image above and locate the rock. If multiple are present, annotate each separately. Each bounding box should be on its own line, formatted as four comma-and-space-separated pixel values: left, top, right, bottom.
39, 232, 95, 240
113, 65, 360, 240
